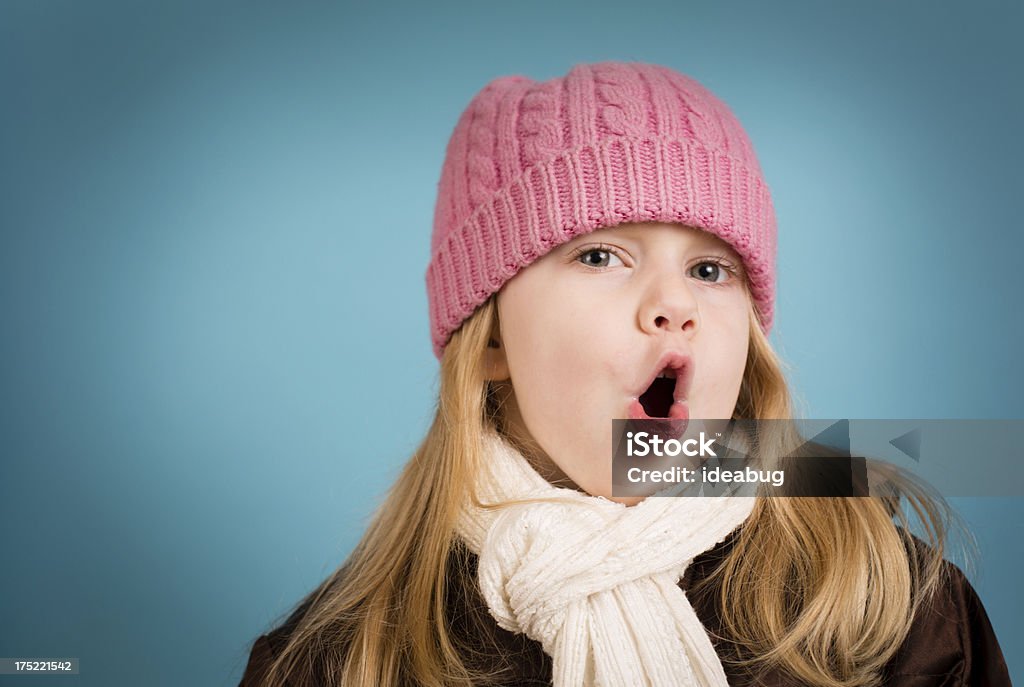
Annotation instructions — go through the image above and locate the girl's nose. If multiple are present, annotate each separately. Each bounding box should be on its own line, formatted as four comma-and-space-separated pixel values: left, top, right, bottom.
638, 270, 700, 336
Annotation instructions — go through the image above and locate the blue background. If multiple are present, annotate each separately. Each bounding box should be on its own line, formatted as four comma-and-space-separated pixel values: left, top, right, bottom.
1, 1, 1021, 685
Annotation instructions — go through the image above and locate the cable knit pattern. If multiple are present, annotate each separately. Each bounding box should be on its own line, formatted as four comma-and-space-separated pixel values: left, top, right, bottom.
427, 61, 777, 358
455, 430, 757, 687
518, 80, 563, 168
594, 63, 648, 138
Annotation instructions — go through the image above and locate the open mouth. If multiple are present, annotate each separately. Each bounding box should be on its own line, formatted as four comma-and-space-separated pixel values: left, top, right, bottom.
639, 371, 677, 418
628, 353, 692, 423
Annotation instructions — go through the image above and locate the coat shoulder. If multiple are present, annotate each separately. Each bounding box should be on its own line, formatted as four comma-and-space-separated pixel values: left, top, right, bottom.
685, 530, 1013, 687
883, 550, 1012, 686
238, 543, 549, 687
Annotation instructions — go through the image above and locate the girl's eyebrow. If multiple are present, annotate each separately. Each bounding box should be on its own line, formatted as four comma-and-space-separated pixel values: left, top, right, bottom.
568, 227, 737, 255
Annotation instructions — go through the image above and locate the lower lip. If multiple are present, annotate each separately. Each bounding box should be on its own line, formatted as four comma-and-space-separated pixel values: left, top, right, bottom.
627, 399, 690, 437
627, 398, 690, 421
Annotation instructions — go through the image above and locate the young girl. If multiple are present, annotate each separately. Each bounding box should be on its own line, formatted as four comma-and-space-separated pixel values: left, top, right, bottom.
240, 61, 1011, 686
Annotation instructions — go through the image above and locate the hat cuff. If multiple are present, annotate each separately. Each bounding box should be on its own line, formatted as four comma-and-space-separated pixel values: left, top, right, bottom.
426, 136, 777, 359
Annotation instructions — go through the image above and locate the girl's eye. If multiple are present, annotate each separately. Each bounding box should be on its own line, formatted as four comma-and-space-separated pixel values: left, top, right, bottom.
691, 260, 734, 284
575, 248, 624, 268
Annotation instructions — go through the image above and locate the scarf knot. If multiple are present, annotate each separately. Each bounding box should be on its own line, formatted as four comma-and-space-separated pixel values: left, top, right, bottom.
456, 430, 757, 687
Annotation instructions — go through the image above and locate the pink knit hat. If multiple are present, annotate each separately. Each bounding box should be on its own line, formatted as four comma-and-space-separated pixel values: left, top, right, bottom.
426, 61, 777, 359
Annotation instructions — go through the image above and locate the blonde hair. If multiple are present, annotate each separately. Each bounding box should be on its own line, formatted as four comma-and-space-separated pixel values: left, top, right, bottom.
253, 286, 965, 687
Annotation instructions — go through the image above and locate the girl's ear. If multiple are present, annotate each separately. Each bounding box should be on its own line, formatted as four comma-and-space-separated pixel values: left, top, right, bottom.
484, 328, 510, 382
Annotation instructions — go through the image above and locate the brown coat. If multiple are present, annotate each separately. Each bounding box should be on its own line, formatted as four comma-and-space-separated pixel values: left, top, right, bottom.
240, 532, 1012, 686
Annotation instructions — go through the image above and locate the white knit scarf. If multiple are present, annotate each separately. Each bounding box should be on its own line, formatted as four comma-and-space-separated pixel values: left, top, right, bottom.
454, 429, 756, 687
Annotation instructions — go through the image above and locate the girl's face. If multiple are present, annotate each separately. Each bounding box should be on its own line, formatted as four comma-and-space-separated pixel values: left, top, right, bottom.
488, 222, 751, 503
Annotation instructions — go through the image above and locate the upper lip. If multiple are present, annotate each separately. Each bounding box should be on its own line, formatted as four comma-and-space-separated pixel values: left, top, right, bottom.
633, 351, 694, 403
